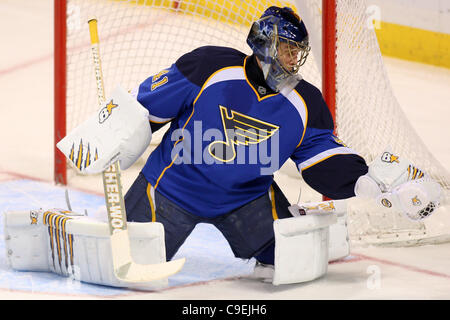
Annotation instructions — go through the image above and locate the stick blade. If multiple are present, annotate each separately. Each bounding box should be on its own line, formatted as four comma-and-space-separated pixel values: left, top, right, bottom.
111, 229, 185, 283
115, 258, 185, 283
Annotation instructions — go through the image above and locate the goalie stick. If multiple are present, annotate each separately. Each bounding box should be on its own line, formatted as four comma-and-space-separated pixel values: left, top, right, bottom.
88, 18, 185, 282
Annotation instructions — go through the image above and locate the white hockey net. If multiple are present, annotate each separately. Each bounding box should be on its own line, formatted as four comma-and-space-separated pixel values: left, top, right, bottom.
61, 0, 450, 245
333, 0, 450, 246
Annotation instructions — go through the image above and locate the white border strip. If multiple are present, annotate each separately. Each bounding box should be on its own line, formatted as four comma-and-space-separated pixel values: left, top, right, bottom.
282, 89, 307, 132
149, 114, 173, 123
203, 67, 246, 91
298, 146, 357, 171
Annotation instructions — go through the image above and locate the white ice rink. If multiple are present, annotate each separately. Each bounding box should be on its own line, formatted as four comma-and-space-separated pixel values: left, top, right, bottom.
0, 0, 449, 300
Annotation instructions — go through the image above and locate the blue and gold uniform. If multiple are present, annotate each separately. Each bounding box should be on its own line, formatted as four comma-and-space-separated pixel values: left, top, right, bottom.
125, 46, 368, 261
135, 46, 367, 217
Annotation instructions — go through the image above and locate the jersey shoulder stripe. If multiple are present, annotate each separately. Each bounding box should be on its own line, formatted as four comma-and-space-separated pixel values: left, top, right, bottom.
294, 79, 334, 130
298, 146, 358, 172
202, 66, 246, 91
282, 89, 308, 147
175, 46, 247, 87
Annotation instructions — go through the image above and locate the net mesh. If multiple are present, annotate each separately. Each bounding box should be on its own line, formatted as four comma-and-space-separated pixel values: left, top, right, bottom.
333, 0, 450, 245
62, 0, 450, 245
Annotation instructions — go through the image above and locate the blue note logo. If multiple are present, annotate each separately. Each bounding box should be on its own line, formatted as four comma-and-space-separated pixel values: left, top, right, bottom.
208, 105, 279, 162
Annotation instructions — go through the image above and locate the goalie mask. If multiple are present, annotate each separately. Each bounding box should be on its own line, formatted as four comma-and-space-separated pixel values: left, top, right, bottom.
246, 6, 311, 92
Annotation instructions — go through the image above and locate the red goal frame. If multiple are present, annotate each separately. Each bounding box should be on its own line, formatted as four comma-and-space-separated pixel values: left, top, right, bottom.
54, 0, 68, 185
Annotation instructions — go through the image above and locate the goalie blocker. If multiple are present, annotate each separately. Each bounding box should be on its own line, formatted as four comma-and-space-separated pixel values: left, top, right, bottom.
4, 209, 170, 290
56, 85, 152, 175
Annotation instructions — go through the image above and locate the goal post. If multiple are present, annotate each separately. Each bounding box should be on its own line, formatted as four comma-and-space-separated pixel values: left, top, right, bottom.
54, 0, 68, 185
53, 0, 450, 245
322, 0, 336, 124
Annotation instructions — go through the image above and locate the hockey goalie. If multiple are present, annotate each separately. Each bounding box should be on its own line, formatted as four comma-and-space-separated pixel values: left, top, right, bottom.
4, 6, 442, 289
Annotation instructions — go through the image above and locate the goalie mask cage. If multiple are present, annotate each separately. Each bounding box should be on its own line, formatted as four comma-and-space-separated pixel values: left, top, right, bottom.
54, 0, 450, 246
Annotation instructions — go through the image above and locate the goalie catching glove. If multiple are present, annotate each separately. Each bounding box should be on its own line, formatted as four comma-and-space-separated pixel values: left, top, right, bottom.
354, 148, 442, 221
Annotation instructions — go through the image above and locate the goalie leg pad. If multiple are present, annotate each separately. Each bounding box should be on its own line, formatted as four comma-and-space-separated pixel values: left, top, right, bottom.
289, 200, 350, 262
328, 210, 350, 261
4, 209, 168, 290
272, 212, 337, 285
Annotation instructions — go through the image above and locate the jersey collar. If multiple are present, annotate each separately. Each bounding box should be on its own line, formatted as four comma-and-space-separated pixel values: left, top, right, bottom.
244, 55, 279, 101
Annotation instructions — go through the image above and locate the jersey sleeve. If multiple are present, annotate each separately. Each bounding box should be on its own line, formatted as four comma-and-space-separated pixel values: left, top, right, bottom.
136, 63, 200, 128
290, 82, 368, 199
135, 46, 246, 133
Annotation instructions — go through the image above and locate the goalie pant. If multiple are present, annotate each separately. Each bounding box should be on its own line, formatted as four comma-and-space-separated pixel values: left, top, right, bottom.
125, 173, 293, 264
125, 173, 349, 264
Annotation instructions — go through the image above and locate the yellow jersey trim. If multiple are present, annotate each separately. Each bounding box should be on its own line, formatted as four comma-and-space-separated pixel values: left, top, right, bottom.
243, 56, 279, 102
270, 186, 279, 221
301, 153, 348, 172
293, 89, 309, 149
146, 183, 156, 222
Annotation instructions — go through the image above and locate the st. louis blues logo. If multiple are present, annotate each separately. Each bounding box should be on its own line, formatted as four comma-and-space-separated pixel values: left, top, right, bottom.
98, 100, 118, 123
208, 105, 279, 162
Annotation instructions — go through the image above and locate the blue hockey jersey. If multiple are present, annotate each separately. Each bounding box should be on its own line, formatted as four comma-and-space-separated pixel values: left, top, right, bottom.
136, 46, 368, 217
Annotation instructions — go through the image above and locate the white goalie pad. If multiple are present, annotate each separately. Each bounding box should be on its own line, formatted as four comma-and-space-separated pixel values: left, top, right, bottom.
4, 209, 168, 290
289, 200, 350, 262
272, 212, 337, 285
56, 85, 152, 173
